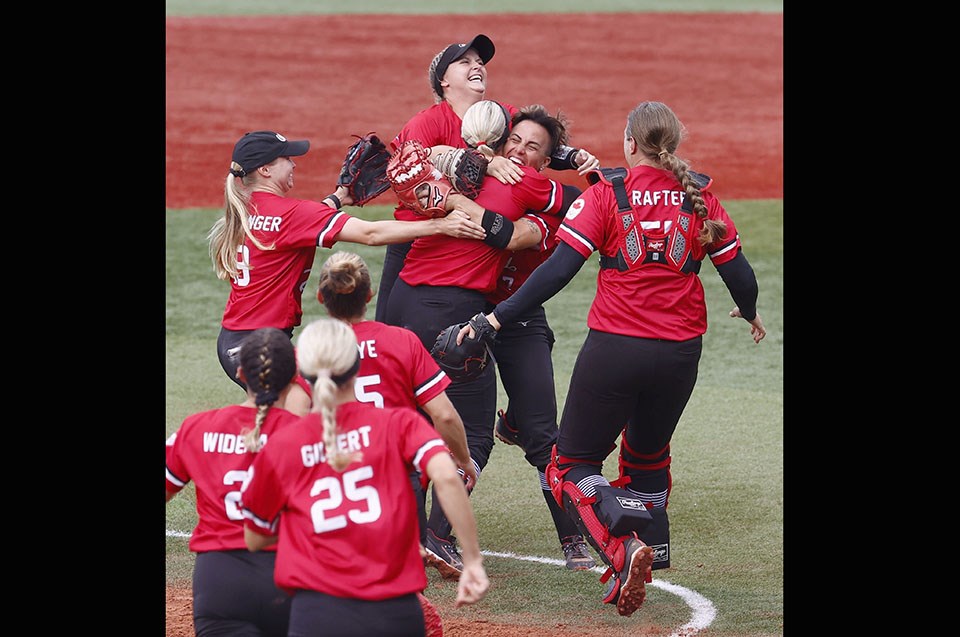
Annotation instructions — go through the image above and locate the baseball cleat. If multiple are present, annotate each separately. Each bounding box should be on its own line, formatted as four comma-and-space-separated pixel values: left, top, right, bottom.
615, 538, 655, 617
424, 530, 463, 580
561, 535, 597, 571
494, 409, 523, 448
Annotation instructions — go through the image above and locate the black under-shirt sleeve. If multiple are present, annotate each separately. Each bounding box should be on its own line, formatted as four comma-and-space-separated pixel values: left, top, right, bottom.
549, 145, 580, 171
714, 250, 759, 321
492, 242, 586, 325
559, 184, 581, 216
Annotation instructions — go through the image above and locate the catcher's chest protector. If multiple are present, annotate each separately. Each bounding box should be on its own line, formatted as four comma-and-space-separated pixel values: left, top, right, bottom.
594, 168, 705, 276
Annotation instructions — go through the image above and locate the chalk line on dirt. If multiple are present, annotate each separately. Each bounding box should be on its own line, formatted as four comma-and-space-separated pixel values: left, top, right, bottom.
168, 530, 716, 635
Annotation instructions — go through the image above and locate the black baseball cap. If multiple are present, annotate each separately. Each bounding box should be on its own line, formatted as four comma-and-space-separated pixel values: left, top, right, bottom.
431, 34, 496, 98
230, 130, 310, 177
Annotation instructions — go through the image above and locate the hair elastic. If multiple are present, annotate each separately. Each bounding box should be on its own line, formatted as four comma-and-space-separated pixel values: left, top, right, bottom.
330, 353, 361, 386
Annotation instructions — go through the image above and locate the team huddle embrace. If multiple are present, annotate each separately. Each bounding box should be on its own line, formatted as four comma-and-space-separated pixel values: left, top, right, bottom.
167, 31, 766, 637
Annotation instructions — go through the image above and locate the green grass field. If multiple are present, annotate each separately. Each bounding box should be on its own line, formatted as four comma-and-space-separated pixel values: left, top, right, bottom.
165, 199, 782, 636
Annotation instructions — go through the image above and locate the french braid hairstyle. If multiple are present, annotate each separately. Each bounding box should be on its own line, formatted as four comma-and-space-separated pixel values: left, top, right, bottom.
428, 48, 447, 102
238, 328, 298, 452
296, 319, 363, 472
626, 101, 726, 245
317, 251, 372, 322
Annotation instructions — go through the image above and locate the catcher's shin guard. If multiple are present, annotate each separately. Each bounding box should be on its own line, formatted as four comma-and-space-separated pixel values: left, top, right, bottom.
638, 505, 670, 570
545, 455, 652, 578
615, 438, 672, 570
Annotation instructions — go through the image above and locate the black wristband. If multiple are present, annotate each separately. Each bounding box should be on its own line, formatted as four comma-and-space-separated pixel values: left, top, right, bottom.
325, 194, 342, 210
549, 145, 580, 171
481, 209, 514, 250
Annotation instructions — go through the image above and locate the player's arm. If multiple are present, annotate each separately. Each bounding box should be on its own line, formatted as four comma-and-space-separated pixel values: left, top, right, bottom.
428, 144, 457, 160
506, 217, 545, 251
445, 193, 520, 250
337, 212, 484, 245
714, 250, 758, 321
244, 527, 278, 552
715, 250, 766, 344
421, 393, 478, 491
425, 452, 489, 606
485, 155, 524, 184
549, 145, 601, 176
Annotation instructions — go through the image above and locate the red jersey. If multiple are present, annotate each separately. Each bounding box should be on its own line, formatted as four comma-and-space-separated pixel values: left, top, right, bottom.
220, 191, 351, 331
165, 404, 301, 553
487, 210, 562, 305
240, 402, 449, 599
399, 166, 563, 292
558, 165, 740, 340
390, 100, 518, 222
350, 320, 450, 410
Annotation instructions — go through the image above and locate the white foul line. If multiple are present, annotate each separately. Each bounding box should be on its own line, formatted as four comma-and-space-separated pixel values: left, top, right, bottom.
476, 549, 715, 636
166, 532, 715, 635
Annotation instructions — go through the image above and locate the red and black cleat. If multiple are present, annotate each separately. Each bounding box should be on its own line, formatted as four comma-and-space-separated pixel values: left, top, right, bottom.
494, 409, 523, 449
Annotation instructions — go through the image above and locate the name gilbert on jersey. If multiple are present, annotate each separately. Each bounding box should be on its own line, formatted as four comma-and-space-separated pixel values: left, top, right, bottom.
301, 425, 372, 467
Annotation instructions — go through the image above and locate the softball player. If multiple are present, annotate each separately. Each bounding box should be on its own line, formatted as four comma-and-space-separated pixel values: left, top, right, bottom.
384, 100, 599, 574
374, 34, 524, 325
209, 130, 484, 396
476, 105, 600, 570
463, 101, 767, 616
376, 35, 590, 324
317, 250, 475, 489
384, 132, 577, 571
241, 318, 489, 637
317, 250, 476, 580
165, 328, 303, 636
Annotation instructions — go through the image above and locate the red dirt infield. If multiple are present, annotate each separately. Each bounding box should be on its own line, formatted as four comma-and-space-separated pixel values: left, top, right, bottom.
165, 13, 782, 210
165, 12, 781, 637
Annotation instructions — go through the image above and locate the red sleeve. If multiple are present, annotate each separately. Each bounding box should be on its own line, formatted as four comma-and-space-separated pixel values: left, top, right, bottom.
165, 414, 200, 494
514, 169, 564, 215
240, 443, 286, 536
557, 185, 607, 258
392, 409, 450, 490
703, 192, 741, 266
404, 330, 451, 406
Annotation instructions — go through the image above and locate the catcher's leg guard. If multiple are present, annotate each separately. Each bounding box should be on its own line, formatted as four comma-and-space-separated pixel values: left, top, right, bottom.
638, 504, 670, 570
545, 447, 654, 607
616, 438, 673, 570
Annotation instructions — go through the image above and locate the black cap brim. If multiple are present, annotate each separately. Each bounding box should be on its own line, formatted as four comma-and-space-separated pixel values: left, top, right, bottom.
283, 139, 310, 157
463, 34, 495, 64
433, 34, 496, 97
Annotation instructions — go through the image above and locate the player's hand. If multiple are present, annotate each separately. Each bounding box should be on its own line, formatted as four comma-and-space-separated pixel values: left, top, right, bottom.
437, 210, 486, 239
486, 155, 524, 185
455, 313, 501, 345
334, 184, 355, 207
455, 561, 490, 607
575, 149, 601, 175
730, 307, 766, 344
457, 458, 478, 492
